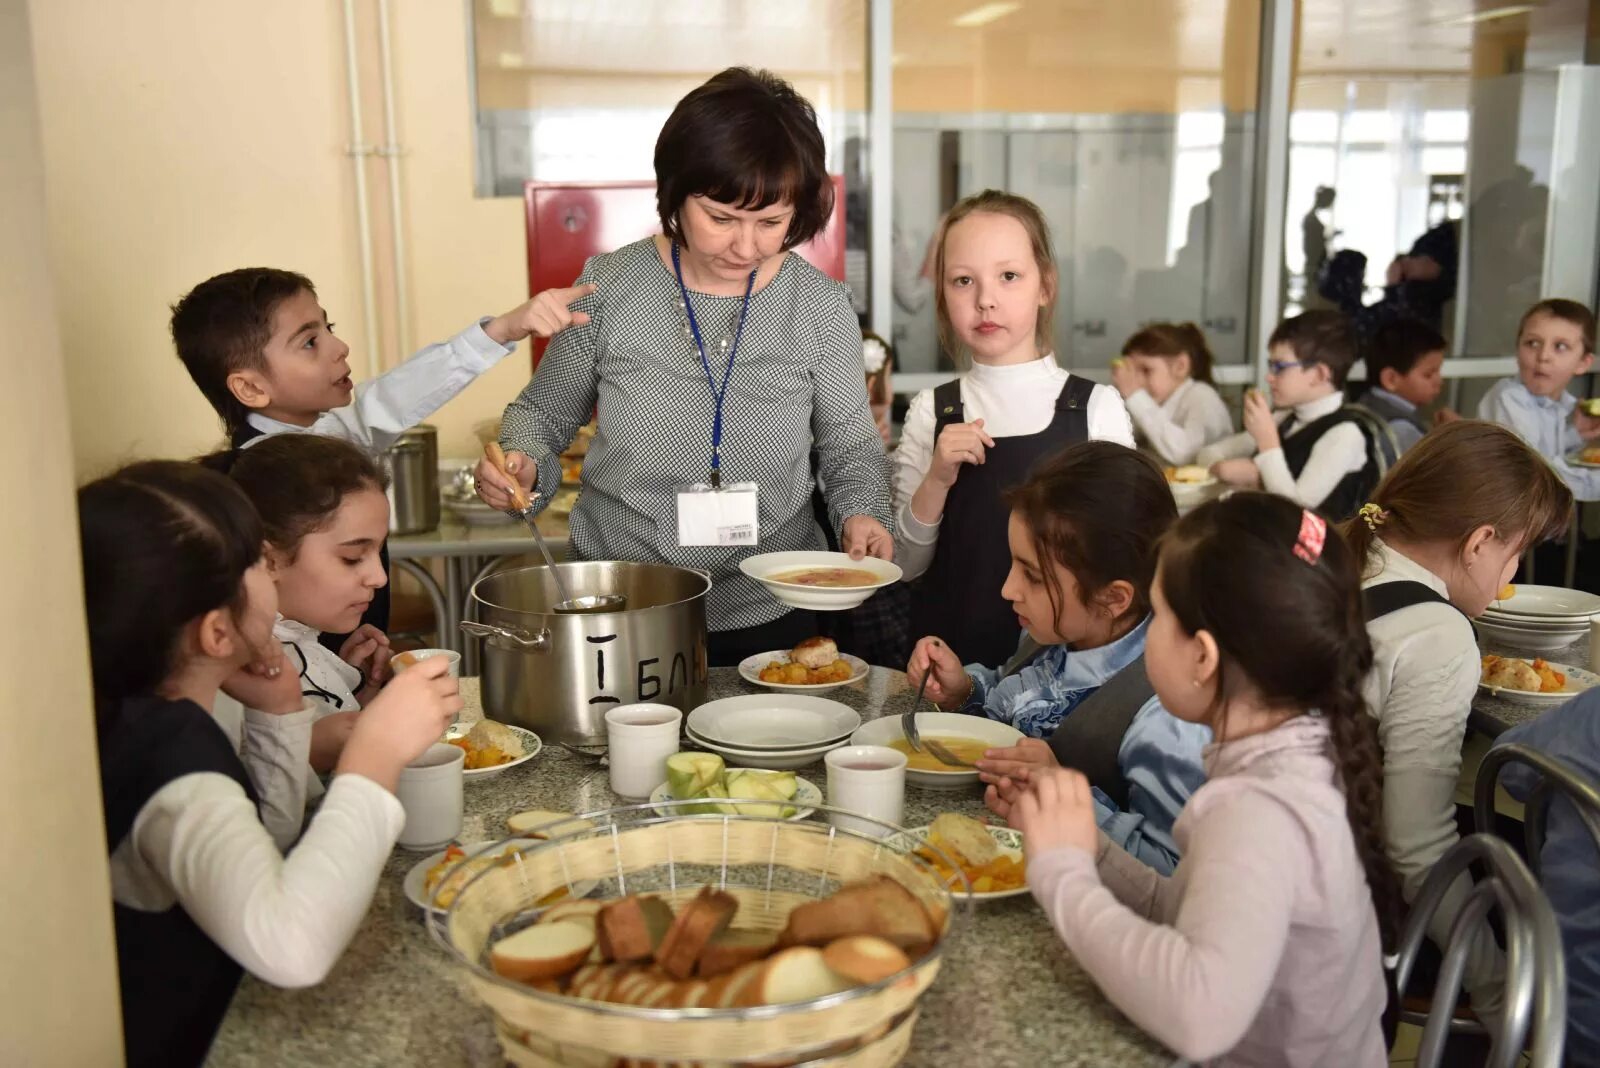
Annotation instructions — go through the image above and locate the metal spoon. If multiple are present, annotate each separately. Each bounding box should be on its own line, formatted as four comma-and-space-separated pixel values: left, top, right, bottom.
924, 738, 978, 769
483, 443, 624, 614
552, 740, 607, 766
902, 667, 929, 753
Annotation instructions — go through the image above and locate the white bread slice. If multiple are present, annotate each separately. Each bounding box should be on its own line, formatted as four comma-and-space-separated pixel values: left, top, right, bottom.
822, 935, 910, 984
747, 946, 853, 1006
717, 960, 768, 1008
507, 810, 595, 839
929, 812, 1000, 867
490, 921, 595, 982
539, 899, 603, 928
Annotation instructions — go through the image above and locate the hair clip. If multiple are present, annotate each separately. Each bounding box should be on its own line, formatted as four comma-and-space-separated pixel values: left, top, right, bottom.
1293, 510, 1327, 566
1357, 503, 1389, 532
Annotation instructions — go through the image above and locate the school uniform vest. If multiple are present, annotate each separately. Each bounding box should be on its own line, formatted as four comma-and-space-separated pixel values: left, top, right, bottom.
231, 422, 391, 640
1278, 408, 1381, 522
99, 696, 261, 1068
909, 376, 1095, 668
1354, 388, 1429, 439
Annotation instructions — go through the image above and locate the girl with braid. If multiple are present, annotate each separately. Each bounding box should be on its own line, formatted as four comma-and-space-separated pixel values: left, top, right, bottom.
1001, 493, 1398, 1065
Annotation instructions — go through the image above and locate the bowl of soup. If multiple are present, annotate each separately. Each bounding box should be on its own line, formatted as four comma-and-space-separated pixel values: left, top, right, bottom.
850, 711, 1025, 789
740, 551, 903, 611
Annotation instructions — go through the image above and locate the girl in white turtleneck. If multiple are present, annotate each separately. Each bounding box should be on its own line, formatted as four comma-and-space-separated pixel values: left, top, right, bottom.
894, 190, 1133, 671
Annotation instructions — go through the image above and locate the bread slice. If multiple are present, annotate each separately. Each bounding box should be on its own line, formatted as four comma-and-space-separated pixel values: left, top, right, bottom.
716, 960, 768, 1008
822, 935, 910, 984
490, 921, 595, 982
696, 928, 778, 979
596, 895, 675, 963
655, 886, 739, 980
930, 812, 1000, 867
540, 899, 603, 928
746, 946, 853, 1006
779, 876, 934, 951
507, 809, 595, 839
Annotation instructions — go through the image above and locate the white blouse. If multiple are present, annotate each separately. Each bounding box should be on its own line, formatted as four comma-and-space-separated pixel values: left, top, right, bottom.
892, 356, 1135, 581
1124, 378, 1234, 466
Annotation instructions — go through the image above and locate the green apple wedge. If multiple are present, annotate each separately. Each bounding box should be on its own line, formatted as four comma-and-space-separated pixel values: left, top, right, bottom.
665, 752, 725, 813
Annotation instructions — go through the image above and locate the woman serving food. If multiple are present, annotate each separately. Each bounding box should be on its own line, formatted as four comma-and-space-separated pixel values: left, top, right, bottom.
476, 68, 893, 666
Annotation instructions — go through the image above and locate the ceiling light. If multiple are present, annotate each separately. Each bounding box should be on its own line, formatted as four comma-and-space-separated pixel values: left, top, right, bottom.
951, 2, 1022, 28
1432, 5, 1537, 27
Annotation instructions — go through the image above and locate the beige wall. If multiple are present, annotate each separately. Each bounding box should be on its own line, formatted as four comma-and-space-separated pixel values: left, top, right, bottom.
0, 0, 123, 1061
30, 0, 531, 472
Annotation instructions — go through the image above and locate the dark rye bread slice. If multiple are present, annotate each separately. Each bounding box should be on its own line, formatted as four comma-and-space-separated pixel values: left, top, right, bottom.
596, 895, 675, 963
655, 886, 739, 980
778, 875, 935, 951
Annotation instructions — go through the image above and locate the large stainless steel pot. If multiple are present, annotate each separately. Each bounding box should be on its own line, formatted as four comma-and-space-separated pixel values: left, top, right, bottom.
464, 561, 710, 744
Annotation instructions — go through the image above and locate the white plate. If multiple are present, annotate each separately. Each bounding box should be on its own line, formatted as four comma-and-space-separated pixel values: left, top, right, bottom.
1565, 451, 1600, 470
443, 723, 542, 781
884, 824, 1029, 902
684, 727, 848, 770
1488, 584, 1600, 619
737, 651, 870, 694
1473, 619, 1586, 655
1479, 610, 1593, 629
1478, 660, 1599, 706
850, 712, 1025, 790
649, 771, 821, 820
402, 840, 596, 913
739, 551, 902, 612
687, 694, 861, 751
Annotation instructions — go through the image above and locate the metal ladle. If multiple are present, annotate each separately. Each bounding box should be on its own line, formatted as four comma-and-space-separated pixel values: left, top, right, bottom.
483, 443, 625, 614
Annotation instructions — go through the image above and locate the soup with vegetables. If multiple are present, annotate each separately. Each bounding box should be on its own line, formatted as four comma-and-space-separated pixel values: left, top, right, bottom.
768, 567, 880, 588
887, 735, 988, 771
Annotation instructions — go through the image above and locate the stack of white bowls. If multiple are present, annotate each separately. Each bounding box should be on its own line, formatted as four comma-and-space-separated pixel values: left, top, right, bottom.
684, 694, 861, 770
1475, 584, 1600, 655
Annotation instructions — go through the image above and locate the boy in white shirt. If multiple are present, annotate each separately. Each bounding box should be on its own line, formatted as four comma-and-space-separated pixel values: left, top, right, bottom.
1199, 310, 1376, 520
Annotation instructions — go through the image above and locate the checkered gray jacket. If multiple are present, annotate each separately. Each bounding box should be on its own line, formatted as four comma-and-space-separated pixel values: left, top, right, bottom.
500, 239, 893, 632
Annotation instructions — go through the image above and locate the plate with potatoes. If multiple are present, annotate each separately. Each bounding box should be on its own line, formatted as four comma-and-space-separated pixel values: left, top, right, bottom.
885, 813, 1029, 902
1478, 655, 1599, 706
739, 636, 869, 693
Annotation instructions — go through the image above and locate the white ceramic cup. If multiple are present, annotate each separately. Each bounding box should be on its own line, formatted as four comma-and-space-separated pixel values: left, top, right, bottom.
825, 745, 908, 838
394, 742, 465, 850
391, 648, 462, 678
605, 704, 684, 800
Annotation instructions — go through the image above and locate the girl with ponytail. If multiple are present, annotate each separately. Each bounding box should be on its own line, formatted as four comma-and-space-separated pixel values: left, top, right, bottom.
1005, 492, 1395, 1065
1110, 321, 1234, 466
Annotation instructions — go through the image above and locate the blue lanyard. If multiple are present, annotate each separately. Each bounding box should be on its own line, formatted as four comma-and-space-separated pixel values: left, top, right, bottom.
672, 242, 756, 489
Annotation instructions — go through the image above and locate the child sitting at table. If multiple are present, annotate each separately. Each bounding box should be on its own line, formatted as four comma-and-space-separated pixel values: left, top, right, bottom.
80, 461, 459, 1068
1008, 493, 1398, 1065
1353, 317, 1452, 454
204, 435, 394, 774
907, 441, 1210, 874
1344, 420, 1570, 1030
1199, 310, 1379, 520
1110, 321, 1234, 467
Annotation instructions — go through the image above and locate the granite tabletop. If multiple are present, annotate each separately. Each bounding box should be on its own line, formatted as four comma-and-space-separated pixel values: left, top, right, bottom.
206, 668, 1173, 1068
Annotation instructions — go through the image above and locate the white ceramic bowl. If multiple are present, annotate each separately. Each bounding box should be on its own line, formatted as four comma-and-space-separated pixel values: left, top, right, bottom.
1489, 584, 1600, 619
739, 551, 902, 611
850, 712, 1025, 790
1478, 660, 1599, 706
1472, 618, 1586, 656
683, 727, 848, 770
1168, 478, 1219, 506
687, 694, 861, 751
737, 651, 870, 694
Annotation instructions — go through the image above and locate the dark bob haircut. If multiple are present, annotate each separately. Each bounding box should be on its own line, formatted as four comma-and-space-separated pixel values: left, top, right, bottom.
654, 67, 834, 251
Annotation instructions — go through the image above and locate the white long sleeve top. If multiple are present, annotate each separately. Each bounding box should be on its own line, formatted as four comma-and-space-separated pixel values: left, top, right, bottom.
242, 319, 515, 452
1124, 378, 1234, 466
1196, 391, 1367, 510
892, 356, 1135, 581
108, 702, 403, 989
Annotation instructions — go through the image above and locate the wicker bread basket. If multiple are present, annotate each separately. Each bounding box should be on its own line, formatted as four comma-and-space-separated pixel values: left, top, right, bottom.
430, 802, 963, 1064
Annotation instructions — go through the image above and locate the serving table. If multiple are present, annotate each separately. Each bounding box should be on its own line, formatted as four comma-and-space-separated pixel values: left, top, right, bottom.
207, 668, 1173, 1067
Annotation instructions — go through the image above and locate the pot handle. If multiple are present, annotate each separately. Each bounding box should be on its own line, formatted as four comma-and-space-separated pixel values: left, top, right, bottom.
459, 620, 550, 652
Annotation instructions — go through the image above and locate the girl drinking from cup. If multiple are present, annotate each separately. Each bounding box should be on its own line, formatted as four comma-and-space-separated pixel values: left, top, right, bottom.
81, 461, 460, 1067
908, 442, 1208, 873
207, 435, 393, 772
895, 190, 1134, 668
1008, 493, 1399, 1065
1110, 321, 1234, 467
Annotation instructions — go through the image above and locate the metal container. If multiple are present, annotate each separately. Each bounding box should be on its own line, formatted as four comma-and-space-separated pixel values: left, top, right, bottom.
387, 424, 439, 534
464, 561, 710, 744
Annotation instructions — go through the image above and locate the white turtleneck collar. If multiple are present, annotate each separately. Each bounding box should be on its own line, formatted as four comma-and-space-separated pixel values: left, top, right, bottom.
967, 352, 1060, 384
1290, 390, 1345, 425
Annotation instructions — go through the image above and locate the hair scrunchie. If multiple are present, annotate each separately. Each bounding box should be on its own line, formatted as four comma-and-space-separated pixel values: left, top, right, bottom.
1358, 503, 1390, 532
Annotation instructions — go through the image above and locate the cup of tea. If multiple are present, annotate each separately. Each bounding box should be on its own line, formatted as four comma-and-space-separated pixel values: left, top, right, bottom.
824, 745, 908, 838
394, 742, 465, 850
391, 648, 462, 678
605, 703, 684, 800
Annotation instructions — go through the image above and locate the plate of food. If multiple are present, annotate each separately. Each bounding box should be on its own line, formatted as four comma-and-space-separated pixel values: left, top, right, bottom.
885, 813, 1028, 901
1478, 654, 1599, 705
739, 637, 869, 693
649, 754, 821, 819
403, 839, 597, 913
1568, 445, 1600, 469
445, 719, 541, 780
739, 551, 902, 611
